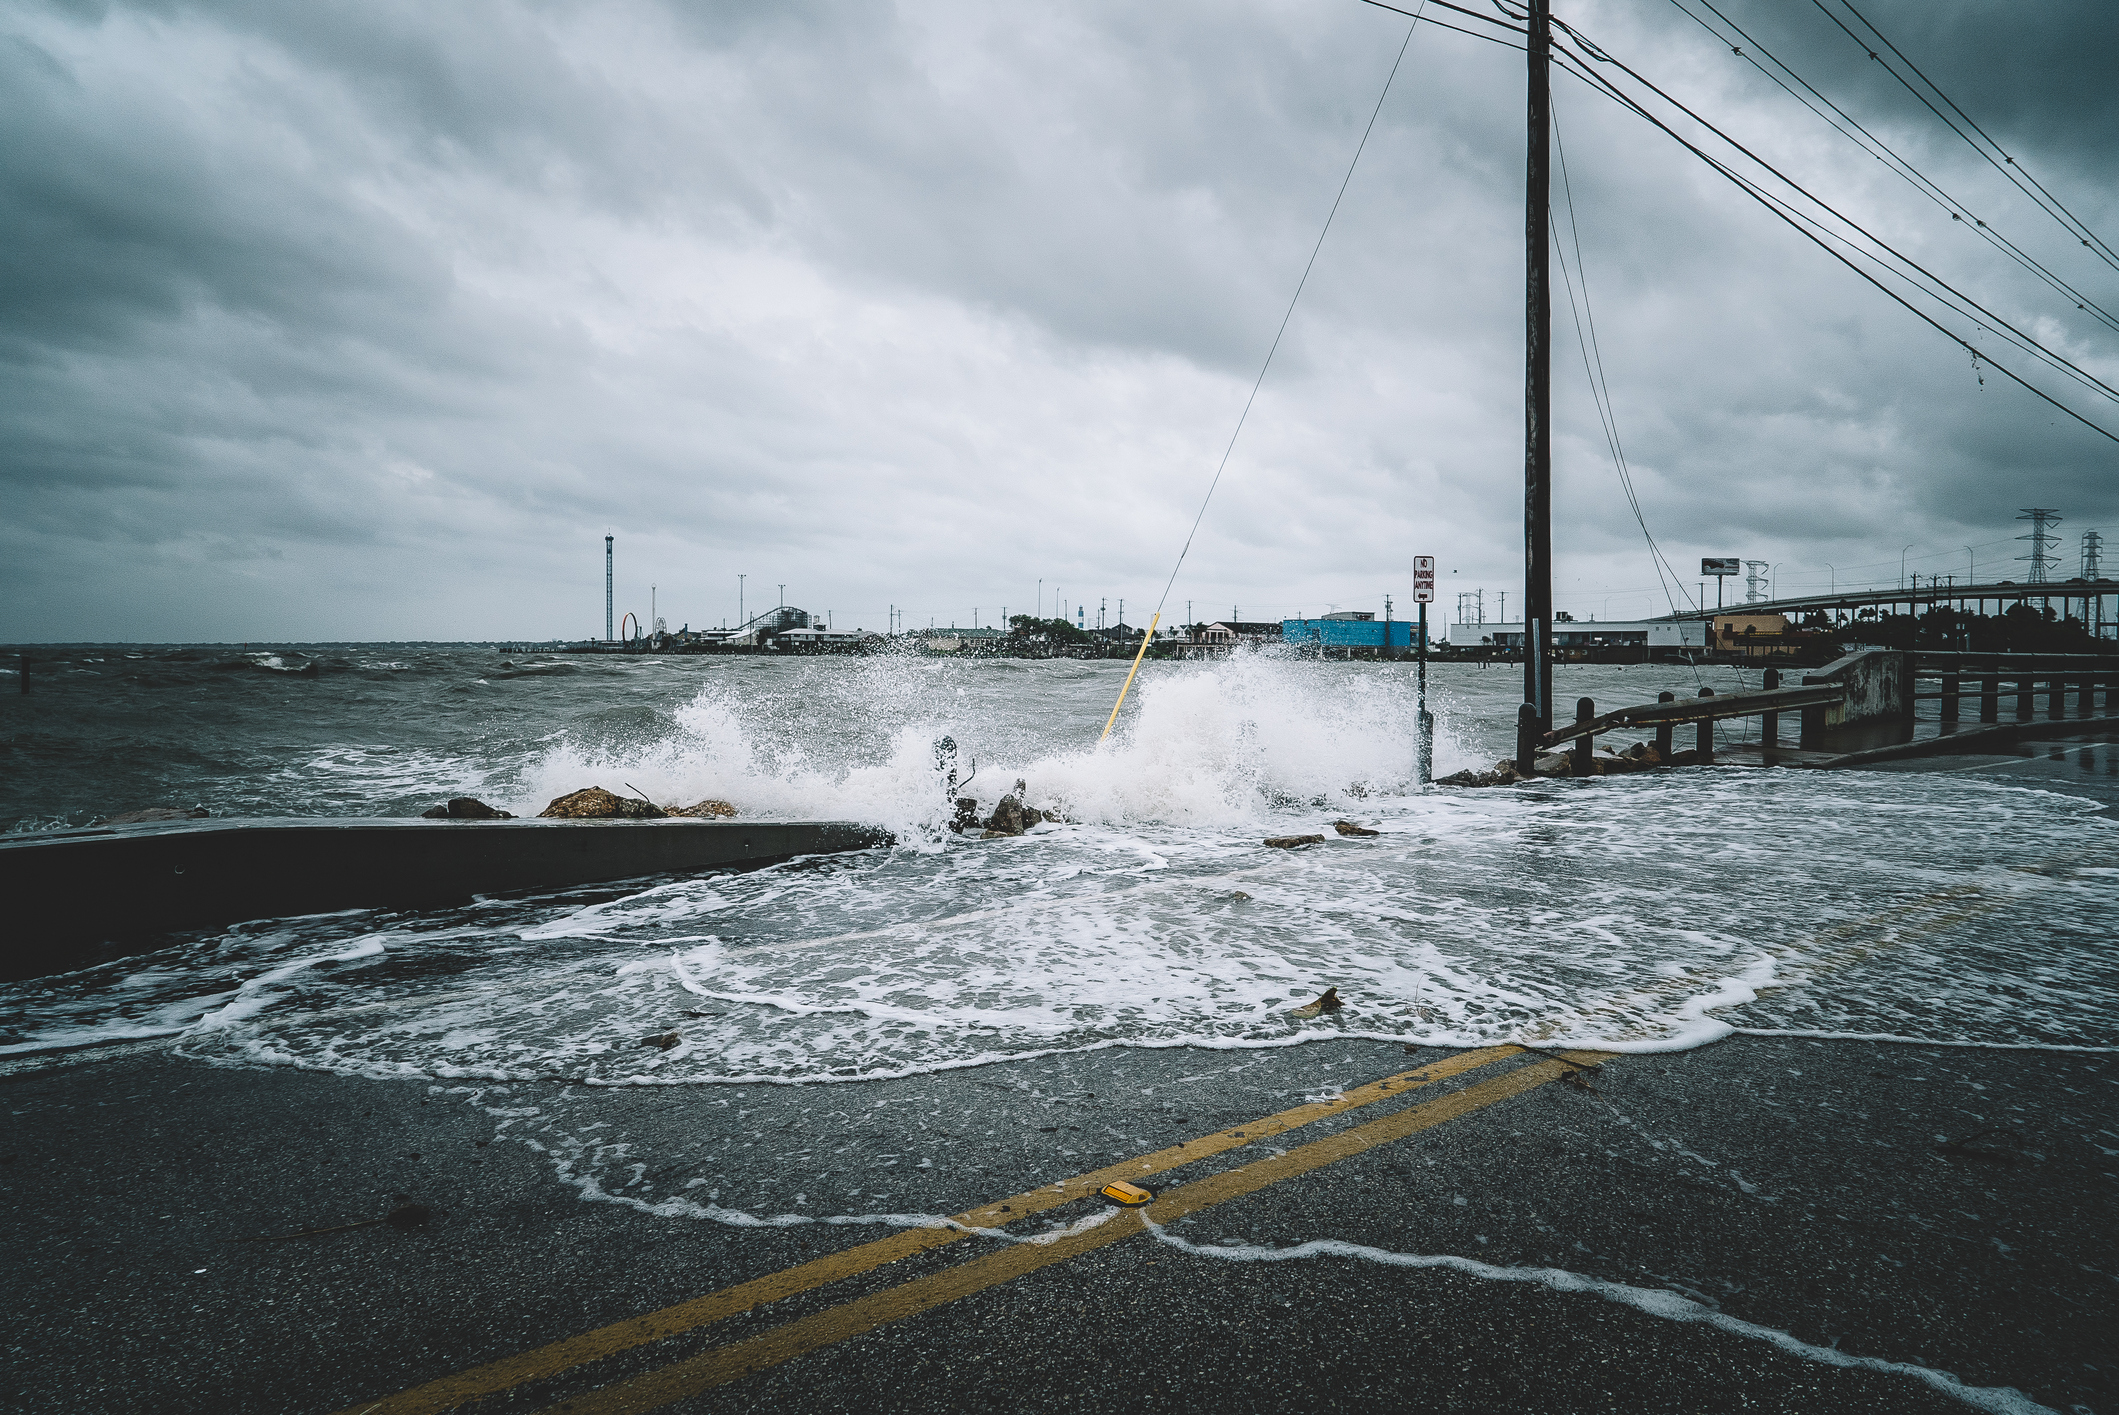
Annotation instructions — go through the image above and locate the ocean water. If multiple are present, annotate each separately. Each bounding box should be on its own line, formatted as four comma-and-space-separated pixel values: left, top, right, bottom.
2, 645, 2114, 1077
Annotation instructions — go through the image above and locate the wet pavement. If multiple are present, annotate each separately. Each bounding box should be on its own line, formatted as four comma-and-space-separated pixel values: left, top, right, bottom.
5, 1027, 2112, 1414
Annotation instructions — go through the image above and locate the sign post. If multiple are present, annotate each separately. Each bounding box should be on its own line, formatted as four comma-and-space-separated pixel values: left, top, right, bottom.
1414, 556, 1436, 785
1701, 557, 1739, 612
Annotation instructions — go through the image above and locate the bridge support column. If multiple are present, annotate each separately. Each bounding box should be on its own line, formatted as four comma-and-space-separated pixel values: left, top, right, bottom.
1761, 668, 1780, 746
1572, 698, 1594, 775
1655, 691, 1674, 758
1979, 675, 1998, 723
1939, 672, 1958, 726
2048, 676, 2065, 720
2017, 678, 2033, 720
1696, 687, 1715, 759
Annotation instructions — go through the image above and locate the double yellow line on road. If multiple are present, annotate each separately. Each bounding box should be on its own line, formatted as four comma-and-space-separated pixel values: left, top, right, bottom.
343, 1045, 1607, 1415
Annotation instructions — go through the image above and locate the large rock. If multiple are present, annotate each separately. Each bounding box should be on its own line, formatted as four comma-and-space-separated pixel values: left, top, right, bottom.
421, 797, 512, 819
538, 787, 666, 819
97, 806, 210, 826
1435, 761, 1520, 788
982, 794, 1030, 836
1263, 834, 1326, 849
675, 799, 737, 819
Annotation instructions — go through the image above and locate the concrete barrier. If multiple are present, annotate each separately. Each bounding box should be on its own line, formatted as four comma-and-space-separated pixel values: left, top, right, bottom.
0, 817, 893, 981
1800, 649, 1911, 750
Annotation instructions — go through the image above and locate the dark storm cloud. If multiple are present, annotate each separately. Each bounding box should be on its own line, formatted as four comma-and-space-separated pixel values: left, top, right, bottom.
0, 0, 2112, 641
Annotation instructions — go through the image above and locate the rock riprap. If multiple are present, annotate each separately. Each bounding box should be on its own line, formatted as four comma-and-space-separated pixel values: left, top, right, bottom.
538, 787, 667, 819
419, 797, 513, 819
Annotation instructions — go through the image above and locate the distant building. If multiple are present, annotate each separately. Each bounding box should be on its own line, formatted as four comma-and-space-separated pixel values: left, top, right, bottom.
1709, 614, 1793, 658
918, 626, 1007, 653
1451, 620, 1706, 649
1192, 621, 1284, 646
1282, 616, 1414, 650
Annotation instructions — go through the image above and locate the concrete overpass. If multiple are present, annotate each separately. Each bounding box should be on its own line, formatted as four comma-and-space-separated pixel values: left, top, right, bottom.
1652, 577, 2119, 629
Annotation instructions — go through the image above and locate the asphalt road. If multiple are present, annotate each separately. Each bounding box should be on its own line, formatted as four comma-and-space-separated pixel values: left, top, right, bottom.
5, 1027, 2112, 1415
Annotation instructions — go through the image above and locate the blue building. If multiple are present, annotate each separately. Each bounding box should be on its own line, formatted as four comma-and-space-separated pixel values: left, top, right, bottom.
1281, 613, 1419, 650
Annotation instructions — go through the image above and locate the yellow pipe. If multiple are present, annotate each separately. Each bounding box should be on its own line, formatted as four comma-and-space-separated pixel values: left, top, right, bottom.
1098, 611, 1161, 744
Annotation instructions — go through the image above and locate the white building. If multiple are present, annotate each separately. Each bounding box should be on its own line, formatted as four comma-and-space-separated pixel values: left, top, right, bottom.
1445, 620, 1705, 649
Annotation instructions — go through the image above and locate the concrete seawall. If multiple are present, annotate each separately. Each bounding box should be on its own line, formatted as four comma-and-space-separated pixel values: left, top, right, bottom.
0, 816, 893, 981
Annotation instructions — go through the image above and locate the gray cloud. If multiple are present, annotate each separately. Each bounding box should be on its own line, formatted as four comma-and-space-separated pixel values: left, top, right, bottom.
0, 0, 2113, 641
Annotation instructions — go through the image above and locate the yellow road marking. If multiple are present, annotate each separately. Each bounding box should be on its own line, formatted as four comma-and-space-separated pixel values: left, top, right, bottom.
541, 1051, 1612, 1414
337, 1044, 1528, 1415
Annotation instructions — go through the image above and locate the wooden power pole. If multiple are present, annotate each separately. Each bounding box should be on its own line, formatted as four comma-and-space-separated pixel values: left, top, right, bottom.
1519, 0, 1554, 769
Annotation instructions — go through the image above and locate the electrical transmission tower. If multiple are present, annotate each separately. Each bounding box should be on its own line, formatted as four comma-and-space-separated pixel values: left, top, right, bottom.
2083, 529, 2104, 580
2016, 508, 2062, 584
1743, 560, 1769, 603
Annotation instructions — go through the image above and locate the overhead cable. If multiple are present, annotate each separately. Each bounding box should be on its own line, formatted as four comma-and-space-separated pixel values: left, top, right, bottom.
1357, 0, 1522, 51
1546, 16, 2119, 412
1144, 7, 1428, 638
1813, 0, 2119, 273
1666, 0, 2118, 335
1548, 104, 1698, 618
1544, 43, 2119, 447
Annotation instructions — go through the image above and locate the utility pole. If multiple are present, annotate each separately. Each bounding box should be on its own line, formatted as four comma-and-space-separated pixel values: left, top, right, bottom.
738, 574, 746, 627
1520, 0, 1554, 774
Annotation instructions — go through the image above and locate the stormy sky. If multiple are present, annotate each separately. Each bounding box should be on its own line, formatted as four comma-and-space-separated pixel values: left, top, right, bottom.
2, 0, 2114, 642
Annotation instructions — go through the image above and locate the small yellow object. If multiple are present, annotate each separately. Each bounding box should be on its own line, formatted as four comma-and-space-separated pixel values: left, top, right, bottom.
1099, 1180, 1154, 1207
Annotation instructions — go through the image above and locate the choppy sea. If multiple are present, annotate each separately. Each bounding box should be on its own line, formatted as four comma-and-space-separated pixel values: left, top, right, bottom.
2, 644, 2114, 1076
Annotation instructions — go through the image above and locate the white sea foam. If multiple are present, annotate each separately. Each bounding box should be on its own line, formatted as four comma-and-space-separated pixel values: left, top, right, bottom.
5, 656, 2113, 1078
1141, 1219, 2055, 1415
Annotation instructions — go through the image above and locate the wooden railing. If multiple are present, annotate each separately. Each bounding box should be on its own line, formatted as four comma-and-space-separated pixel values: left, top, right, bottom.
1910, 653, 2119, 724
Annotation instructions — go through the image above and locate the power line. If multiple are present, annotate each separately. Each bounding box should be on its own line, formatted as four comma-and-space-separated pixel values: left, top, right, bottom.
1357, 0, 1523, 49
1148, 5, 1428, 628
1547, 17, 2119, 414
1665, 0, 2119, 335
1548, 101, 1697, 617
1813, 0, 2119, 273
1543, 31, 2119, 445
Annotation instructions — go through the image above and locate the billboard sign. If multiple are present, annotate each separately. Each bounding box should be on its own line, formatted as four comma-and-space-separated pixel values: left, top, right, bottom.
1413, 555, 1436, 603
1701, 557, 1740, 577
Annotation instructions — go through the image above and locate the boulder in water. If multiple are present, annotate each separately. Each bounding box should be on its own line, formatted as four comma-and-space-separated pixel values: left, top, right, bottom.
538, 787, 666, 819
1332, 820, 1380, 837
98, 806, 210, 825
1290, 987, 1344, 1017
675, 799, 737, 819
982, 794, 1030, 836
1263, 834, 1326, 849
421, 797, 512, 820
